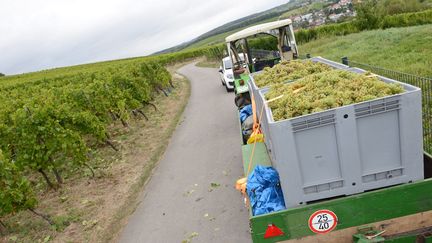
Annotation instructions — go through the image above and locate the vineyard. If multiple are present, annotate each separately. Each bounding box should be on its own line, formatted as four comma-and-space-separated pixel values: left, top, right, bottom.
0, 60, 174, 228
0, 46, 224, 239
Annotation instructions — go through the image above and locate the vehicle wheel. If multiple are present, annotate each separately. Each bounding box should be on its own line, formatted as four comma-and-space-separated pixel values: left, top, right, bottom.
226, 86, 233, 92
221, 79, 225, 86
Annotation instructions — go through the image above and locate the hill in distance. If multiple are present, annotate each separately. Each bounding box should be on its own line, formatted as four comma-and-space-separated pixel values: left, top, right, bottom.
155, 0, 310, 54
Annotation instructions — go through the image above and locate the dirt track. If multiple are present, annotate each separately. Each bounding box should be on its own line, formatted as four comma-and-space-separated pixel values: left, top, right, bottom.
119, 63, 251, 243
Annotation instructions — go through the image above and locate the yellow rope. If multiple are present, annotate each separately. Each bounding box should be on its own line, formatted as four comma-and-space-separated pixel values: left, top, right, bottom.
237, 91, 286, 196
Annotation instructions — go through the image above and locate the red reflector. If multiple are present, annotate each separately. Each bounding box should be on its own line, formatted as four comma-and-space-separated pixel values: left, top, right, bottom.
239, 79, 245, 85
264, 224, 284, 239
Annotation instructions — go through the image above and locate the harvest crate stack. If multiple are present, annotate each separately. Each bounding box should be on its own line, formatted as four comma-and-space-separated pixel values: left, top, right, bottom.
249, 57, 424, 208
249, 57, 351, 160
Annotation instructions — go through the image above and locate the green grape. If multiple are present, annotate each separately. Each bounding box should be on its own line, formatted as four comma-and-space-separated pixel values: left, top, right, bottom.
253, 60, 332, 88
0, 150, 37, 218
0, 58, 175, 193
264, 69, 404, 121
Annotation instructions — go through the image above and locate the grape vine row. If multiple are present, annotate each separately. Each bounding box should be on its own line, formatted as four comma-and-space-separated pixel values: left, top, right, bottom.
0, 45, 224, 226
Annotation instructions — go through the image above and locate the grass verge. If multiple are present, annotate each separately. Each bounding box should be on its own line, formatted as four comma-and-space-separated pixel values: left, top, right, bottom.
195, 58, 220, 68
299, 24, 432, 77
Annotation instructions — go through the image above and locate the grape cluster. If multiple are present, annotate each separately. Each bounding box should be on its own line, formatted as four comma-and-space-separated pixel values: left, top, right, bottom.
253, 60, 332, 88
264, 69, 404, 121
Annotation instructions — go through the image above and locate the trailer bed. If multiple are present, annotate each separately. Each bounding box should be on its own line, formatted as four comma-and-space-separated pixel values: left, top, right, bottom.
241, 141, 432, 242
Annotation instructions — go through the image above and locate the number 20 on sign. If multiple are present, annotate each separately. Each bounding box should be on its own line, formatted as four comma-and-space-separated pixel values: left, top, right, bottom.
308, 209, 338, 234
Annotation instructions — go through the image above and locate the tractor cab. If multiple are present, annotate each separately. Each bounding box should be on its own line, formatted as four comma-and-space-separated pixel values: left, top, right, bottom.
225, 19, 298, 104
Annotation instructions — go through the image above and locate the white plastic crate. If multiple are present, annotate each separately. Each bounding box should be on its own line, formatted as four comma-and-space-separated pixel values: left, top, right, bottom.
248, 57, 349, 115
258, 67, 424, 208
248, 57, 350, 163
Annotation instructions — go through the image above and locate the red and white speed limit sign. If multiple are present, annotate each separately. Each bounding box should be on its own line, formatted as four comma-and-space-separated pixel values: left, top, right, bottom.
308, 209, 338, 234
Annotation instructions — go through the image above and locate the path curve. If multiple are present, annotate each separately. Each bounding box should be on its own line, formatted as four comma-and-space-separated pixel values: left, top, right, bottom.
119, 63, 251, 243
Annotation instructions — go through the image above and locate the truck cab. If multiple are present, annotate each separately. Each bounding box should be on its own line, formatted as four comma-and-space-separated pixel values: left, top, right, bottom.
224, 19, 298, 99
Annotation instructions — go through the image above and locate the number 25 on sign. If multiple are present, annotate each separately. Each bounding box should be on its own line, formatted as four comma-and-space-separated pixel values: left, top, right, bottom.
308, 209, 338, 234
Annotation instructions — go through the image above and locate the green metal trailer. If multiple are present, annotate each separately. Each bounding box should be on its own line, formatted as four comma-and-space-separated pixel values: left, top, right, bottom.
227, 19, 432, 242
240, 139, 432, 243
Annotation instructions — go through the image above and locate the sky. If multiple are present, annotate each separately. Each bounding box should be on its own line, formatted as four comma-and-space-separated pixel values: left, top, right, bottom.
0, 0, 289, 75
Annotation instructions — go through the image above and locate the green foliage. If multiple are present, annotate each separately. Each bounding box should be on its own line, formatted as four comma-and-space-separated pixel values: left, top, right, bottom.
355, 0, 428, 28
296, 21, 361, 44
248, 36, 279, 51
0, 61, 181, 185
0, 45, 223, 89
295, 8, 432, 44
381, 7, 432, 28
10, 105, 88, 173
0, 44, 227, 222
165, 0, 431, 50
379, 0, 426, 15
355, 0, 382, 29
0, 150, 37, 218
299, 24, 432, 77
264, 69, 404, 121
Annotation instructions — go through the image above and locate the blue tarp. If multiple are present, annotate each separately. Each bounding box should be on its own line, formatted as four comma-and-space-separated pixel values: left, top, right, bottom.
239, 104, 252, 123
247, 165, 286, 216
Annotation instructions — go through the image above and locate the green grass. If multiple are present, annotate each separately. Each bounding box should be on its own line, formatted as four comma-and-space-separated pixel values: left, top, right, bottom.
299, 24, 432, 77
195, 59, 219, 68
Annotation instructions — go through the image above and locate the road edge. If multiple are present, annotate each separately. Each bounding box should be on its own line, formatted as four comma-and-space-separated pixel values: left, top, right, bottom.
103, 70, 192, 243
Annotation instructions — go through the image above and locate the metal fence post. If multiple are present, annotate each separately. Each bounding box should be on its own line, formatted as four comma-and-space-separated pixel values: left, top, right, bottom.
341, 57, 349, 66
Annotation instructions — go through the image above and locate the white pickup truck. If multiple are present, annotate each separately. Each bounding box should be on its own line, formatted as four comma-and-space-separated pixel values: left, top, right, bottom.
219, 53, 246, 92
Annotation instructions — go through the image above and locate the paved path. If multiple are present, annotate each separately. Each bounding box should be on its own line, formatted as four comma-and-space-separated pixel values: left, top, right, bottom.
119, 63, 251, 243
